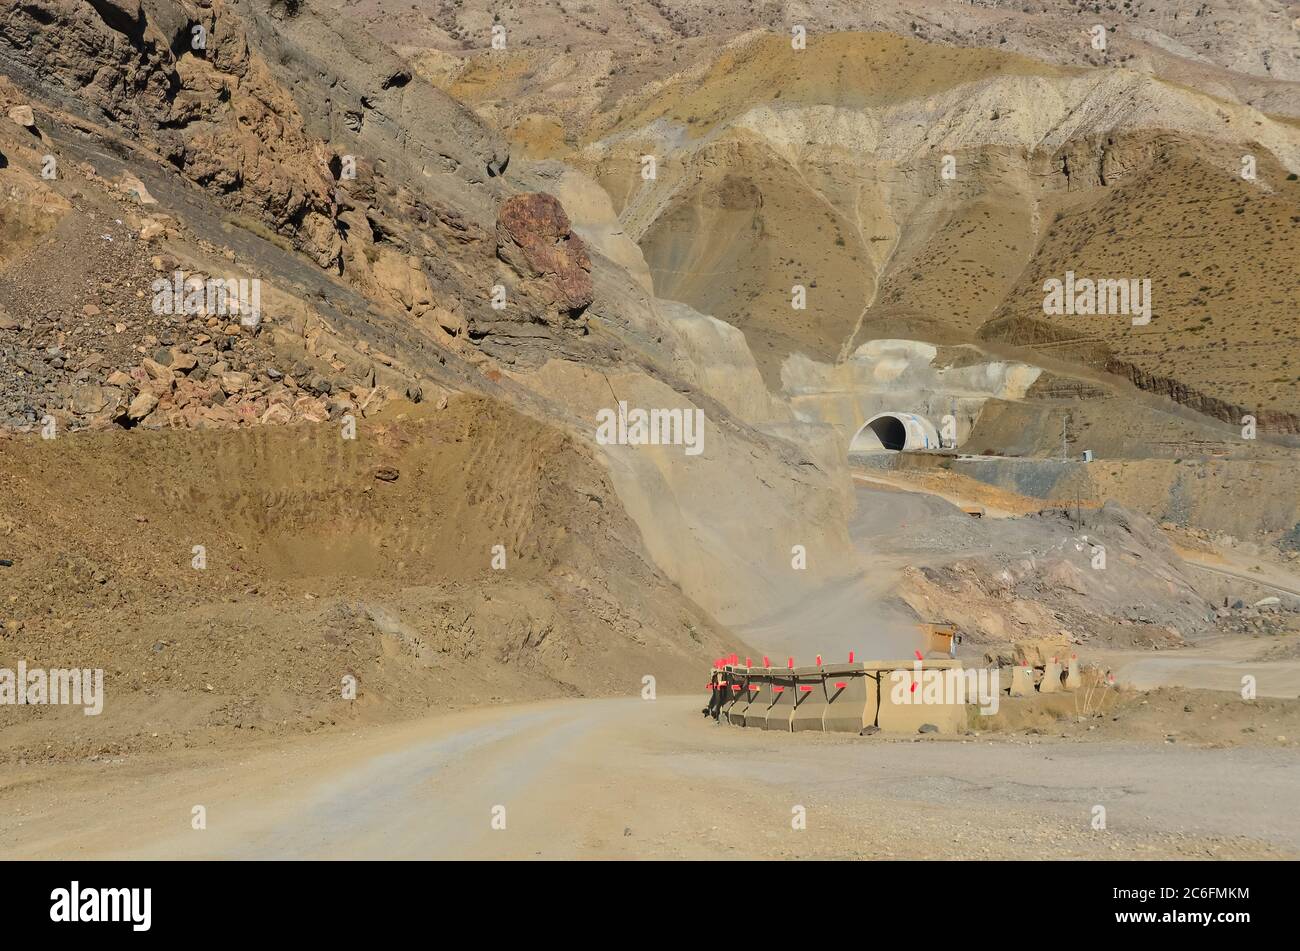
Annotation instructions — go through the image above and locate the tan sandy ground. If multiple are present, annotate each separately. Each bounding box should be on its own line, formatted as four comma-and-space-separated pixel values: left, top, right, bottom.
2, 691, 1297, 860
0, 401, 737, 766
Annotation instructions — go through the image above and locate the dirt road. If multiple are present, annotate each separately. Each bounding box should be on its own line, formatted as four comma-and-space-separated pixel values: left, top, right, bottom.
1096, 639, 1300, 698
3, 696, 1294, 859
1178, 551, 1300, 600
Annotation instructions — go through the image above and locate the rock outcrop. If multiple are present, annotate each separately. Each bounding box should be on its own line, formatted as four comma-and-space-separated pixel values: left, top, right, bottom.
495, 191, 594, 322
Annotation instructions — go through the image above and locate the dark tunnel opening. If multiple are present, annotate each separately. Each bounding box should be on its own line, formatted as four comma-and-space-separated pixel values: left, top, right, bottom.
867, 415, 907, 451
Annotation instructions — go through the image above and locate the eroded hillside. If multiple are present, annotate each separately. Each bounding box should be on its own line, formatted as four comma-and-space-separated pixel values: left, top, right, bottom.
399, 17, 1300, 428
0, 0, 890, 754
2, 0, 1299, 768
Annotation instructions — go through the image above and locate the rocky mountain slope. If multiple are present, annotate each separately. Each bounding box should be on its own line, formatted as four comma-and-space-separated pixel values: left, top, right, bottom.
386, 9, 1300, 430
1, 0, 892, 757
324, 0, 1300, 92
3, 0, 1298, 763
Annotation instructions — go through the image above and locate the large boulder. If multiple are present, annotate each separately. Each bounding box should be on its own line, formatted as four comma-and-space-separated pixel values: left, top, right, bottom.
495, 192, 593, 316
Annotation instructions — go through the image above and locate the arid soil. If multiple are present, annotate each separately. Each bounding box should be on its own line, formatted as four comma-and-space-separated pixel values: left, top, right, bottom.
3, 693, 1298, 860
1, 1, 1298, 861
0, 397, 737, 766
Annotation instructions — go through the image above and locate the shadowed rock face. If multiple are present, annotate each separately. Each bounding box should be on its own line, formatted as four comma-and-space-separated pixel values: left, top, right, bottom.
496, 192, 594, 320
86, 0, 145, 35
1, 0, 343, 269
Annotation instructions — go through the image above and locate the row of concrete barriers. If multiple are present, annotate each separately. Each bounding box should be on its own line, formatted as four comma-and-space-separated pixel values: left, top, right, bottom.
1011, 655, 1084, 695
706, 659, 968, 734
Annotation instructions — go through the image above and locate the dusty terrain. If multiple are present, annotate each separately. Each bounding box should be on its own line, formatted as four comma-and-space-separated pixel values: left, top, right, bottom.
0, 396, 739, 765
4, 693, 1298, 860
1, 0, 1298, 862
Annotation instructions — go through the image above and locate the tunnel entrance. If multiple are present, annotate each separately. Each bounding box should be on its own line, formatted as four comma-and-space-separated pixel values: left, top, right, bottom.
849, 413, 940, 453
867, 415, 906, 451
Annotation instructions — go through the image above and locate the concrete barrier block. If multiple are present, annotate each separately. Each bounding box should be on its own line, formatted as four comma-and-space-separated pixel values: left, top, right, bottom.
998, 666, 1014, 695
1040, 657, 1064, 694
875, 659, 966, 734
821, 663, 876, 733
726, 667, 753, 726
763, 671, 796, 731
790, 666, 828, 732
744, 670, 773, 730
1010, 663, 1037, 697
718, 665, 741, 721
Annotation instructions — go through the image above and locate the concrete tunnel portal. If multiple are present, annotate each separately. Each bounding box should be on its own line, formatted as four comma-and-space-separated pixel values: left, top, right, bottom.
849, 412, 941, 453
